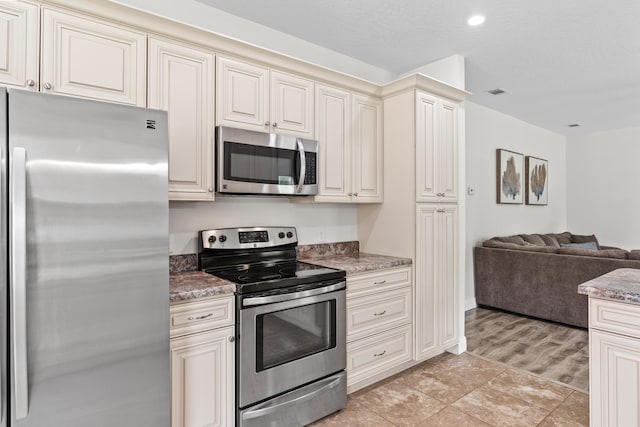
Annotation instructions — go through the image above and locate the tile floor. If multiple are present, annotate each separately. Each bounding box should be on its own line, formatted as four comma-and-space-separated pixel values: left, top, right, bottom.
310, 352, 589, 426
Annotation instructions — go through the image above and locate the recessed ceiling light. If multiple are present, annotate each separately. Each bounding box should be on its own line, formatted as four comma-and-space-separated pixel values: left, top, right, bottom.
467, 15, 485, 26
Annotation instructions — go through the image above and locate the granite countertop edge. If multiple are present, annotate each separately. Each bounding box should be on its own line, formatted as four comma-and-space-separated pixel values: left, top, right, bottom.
577, 268, 640, 305
169, 252, 413, 303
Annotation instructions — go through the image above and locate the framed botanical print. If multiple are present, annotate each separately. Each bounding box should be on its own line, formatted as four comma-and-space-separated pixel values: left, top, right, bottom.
526, 156, 548, 205
496, 149, 523, 204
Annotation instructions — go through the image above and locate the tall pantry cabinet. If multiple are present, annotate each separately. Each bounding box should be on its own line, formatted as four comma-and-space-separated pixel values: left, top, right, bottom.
358, 75, 468, 362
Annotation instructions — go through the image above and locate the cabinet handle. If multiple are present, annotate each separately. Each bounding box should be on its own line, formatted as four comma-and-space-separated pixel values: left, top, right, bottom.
373, 280, 386, 285
187, 313, 213, 321
373, 310, 387, 317
43, 82, 52, 90
26, 79, 35, 87
353, 192, 358, 197
264, 121, 270, 127
373, 350, 387, 357
272, 122, 278, 128
437, 209, 445, 213
347, 193, 353, 197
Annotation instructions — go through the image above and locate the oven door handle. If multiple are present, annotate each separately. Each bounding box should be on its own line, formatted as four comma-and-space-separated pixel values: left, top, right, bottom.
242, 281, 345, 307
242, 373, 344, 420
295, 138, 306, 193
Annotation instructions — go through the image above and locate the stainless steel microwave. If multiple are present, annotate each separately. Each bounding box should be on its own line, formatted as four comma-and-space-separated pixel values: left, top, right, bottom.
216, 126, 318, 196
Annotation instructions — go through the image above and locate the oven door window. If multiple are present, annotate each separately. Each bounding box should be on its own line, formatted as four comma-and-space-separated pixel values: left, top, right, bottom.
256, 300, 336, 371
224, 141, 300, 185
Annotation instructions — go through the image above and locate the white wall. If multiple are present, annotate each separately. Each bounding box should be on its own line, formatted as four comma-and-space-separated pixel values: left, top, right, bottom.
465, 102, 567, 309
170, 198, 358, 254
567, 127, 640, 249
400, 55, 466, 90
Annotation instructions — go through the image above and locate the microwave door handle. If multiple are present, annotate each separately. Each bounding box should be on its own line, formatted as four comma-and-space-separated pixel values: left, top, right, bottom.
296, 138, 306, 193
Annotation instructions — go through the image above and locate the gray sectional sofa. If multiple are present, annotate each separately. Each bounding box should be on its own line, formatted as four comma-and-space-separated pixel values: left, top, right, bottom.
473, 232, 640, 328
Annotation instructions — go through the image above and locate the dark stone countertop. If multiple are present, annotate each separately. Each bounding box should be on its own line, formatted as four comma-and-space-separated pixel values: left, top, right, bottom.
170, 252, 413, 303
578, 268, 640, 304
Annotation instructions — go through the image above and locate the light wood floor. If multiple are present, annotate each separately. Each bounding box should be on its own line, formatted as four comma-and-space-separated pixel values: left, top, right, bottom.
466, 307, 589, 392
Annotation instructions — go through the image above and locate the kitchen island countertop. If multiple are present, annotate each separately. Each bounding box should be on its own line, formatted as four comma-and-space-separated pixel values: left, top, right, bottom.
578, 268, 640, 304
170, 252, 413, 302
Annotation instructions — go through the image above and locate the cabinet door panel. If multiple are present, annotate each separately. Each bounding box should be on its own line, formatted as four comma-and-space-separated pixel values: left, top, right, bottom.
314, 84, 351, 202
42, 9, 146, 105
270, 70, 314, 138
415, 205, 437, 360
438, 205, 458, 347
0, 1, 38, 89
439, 101, 458, 202
171, 327, 234, 427
416, 93, 437, 201
352, 94, 383, 203
216, 56, 268, 131
148, 37, 214, 201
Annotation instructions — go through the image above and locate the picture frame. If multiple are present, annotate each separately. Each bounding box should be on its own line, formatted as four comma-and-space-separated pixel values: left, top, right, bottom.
496, 149, 524, 204
525, 156, 548, 205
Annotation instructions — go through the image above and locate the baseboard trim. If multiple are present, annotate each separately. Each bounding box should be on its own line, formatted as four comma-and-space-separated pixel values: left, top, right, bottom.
446, 336, 467, 355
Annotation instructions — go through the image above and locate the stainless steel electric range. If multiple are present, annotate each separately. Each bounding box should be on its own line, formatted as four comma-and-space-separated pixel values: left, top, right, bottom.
198, 226, 347, 427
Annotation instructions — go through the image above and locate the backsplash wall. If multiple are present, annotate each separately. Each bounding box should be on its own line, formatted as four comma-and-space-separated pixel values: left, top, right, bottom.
169, 196, 359, 254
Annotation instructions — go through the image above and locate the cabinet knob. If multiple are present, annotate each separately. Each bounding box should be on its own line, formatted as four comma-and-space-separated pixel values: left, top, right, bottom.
229, 336, 236, 343
353, 192, 358, 197
347, 193, 353, 197
264, 121, 270, 127
26, 79, 36, 87
208, 187, 213, 192
272, 122, 278, 128
43, 82, 52, 90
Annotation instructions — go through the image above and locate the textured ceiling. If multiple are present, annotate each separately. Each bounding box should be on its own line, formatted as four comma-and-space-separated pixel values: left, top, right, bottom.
195, 0, 640, 135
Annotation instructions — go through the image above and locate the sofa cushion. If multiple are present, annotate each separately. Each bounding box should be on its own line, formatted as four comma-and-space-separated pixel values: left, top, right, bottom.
571, 233, 601, 250
553, 232, 573, 245
560, 241, 599, 251
541, 234, 561, 247
557, 247, 629, 259
520, 234, 546, 246
483, 240, 558, 253
492, 235, 526, 245
630, 250, 640, 261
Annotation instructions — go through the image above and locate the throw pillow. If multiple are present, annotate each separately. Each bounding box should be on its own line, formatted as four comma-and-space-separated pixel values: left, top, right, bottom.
560, 241, 598, 251
571, 234, 601, 250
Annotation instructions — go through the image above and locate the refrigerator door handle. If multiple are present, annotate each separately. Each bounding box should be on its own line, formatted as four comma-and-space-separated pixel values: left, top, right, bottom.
10, 147, 29, 420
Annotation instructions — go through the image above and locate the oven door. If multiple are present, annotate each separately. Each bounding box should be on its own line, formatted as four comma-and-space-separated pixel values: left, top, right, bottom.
216, 126, 318, 195
238, 285, 346, 408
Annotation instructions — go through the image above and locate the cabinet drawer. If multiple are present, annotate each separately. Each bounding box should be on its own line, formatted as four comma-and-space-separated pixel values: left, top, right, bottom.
170, 296, 234, 338
346, 324, 412, 386
347, 287, 412, 342
347, 267, 411, 298
590, 297, 640, 339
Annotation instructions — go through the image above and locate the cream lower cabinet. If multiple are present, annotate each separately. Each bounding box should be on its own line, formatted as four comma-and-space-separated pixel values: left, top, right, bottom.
0, 0, 39, 90
589, 297, 640, 427
216, 56, 314, 138
41, 8, 146, 105
314, 84, 383, 203
415, 204, 458, 361
345, 267, 413, 392
170, 296, 235, 427
148, 37, 215, 201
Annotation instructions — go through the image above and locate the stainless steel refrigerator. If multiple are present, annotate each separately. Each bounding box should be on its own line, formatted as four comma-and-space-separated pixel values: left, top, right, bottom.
0, 87, 170, 426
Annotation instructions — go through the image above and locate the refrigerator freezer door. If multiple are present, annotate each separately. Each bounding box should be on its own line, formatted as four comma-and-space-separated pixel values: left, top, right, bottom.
8, 89, 169, 427
1, 87, 7, 427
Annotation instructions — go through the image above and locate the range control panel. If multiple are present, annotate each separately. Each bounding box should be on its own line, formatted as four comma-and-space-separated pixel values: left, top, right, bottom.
199, 226, 297, 250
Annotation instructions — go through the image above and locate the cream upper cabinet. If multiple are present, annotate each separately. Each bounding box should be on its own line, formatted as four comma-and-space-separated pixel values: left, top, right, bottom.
0, 1, 39, 90
216, 56, 314, 138
352, 94, 383, 203
41, 8, 146, 106
416, 92, 458, 203
415, 204, 458, 361
148, 37, 215, 201
315, 83, 351, 202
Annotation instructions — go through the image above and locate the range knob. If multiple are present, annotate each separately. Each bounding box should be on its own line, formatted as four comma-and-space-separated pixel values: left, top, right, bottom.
208, 235, 216, 243
286, 232, 293, 238
218, 235, 227, 243
278, 232, 285, 239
